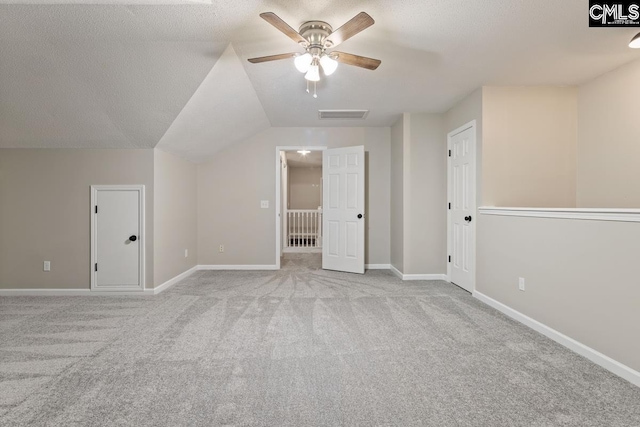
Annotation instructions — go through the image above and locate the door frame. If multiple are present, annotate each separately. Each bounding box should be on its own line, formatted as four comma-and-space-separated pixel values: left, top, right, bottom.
275, 146, 327, 269
446, 120, 477, 292
90, 185, 145, 292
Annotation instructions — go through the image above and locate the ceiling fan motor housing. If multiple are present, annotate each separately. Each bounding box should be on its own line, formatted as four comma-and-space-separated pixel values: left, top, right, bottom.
299, 21, 334, 53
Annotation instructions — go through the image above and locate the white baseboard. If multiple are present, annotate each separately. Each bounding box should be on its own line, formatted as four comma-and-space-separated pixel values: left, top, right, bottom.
473, 291, 640, 388
0, 288, 154, 296
390, 265, 403, 279
365, 264, 390, 270
152, 266, 198, 295
0, 266, 199, 297
197, 265, 278, 271
403, 274, 448, 281
283, 248, 322, 253
389, 265, 448, 281
0, 288, 92, 296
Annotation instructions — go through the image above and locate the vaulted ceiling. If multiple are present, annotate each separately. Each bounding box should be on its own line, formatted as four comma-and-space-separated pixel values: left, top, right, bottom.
1, 1, 639, 161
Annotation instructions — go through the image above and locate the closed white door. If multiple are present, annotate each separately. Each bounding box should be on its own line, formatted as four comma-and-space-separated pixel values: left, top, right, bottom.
91, 186, 144, 291
322, 146, 365, 274
448, 124, 476, 292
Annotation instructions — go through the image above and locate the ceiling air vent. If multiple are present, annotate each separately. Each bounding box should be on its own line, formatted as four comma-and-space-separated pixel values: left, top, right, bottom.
318, 110, 369, 120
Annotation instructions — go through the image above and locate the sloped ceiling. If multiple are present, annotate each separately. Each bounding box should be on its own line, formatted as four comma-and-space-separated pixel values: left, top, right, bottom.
0, 3, 252, 148
155, 44, 270, 162
1, 1, 640, 158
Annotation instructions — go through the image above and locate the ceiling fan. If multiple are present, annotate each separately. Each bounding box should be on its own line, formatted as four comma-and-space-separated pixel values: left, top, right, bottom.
248, 12, 381, 97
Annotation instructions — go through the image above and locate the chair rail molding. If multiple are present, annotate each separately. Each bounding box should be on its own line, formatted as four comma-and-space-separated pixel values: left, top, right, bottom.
479, 207, 640, 223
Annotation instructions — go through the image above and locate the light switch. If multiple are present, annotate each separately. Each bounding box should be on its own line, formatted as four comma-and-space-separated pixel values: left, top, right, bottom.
44, 261, 51, 272
261, 200, 269, 209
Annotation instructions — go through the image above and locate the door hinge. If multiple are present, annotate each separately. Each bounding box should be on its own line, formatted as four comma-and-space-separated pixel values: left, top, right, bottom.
448, 256, 451, 263
95, 205, 98, 214
448, 203, 451, 210
95, 263, 98, 272
448, 150, 451, 157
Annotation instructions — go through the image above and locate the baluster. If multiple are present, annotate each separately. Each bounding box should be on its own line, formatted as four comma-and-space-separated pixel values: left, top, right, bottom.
308, 212, 311, 248
296, 212, 300, 247
292, 211, 295, 247
293, 212, 295, 248
304, 212, 309, 247
319, 212, 322, 248
287, 211, 291, 247
308, 212, 311, 247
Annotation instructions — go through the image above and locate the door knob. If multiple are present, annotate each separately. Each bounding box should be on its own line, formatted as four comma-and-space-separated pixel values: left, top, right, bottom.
129, 235, 137, 242
357, 214, 363, 219
464, 216, 472, 223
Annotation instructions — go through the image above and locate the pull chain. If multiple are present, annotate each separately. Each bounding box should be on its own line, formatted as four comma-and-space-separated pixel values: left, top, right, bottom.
306, 80, 310, 94
313, 81, 317, 98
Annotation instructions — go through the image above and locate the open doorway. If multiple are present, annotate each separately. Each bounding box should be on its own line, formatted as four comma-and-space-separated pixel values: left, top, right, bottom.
275, 146, 326, 269
282, 150, 323, 253
275, 145, 366, 273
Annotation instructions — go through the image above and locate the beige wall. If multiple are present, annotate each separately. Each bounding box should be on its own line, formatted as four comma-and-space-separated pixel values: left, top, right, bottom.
389, 113, 448, 275
153, 149, 197, 287
197, 127, 390, 266
0, 149, 154, 289
288, 167, 322, 210
469, 80, 640, 379
404, 113, 447, 274
577, 58, 640, 208
482, 86, 577, 207
390, 118, 404, 271
477, 213, 640, 372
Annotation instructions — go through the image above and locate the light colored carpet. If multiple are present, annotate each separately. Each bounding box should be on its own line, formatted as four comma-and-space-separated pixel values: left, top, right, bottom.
1, 253, 639, 426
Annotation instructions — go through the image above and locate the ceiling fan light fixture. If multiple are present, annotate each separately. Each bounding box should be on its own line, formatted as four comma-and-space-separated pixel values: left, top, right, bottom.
305, 63, 320, 81
249, 12, 380, 98
319, 54, 338, 75
294, 52, 313, 72
630, 32, 640, 48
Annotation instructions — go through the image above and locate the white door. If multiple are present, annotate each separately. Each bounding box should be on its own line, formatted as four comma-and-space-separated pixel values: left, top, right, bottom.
322, 146, 365, 274
91, 186, 144, 291
448, 124, 476, 292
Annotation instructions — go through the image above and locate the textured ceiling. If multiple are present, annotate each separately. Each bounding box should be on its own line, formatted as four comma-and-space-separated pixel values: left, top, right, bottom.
0, 3, 255, 148
1, 1, 640, 157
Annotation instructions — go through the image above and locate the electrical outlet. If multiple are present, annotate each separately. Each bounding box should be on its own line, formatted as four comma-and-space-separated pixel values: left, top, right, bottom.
261, 200, 269, 209
44, 261, 51, 272
184, 249, 188, 258
219, 245, 224, 253
519, 277, 525, 291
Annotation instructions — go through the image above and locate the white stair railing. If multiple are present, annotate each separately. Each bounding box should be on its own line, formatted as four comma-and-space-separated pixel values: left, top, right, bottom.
286, 209, 322, 250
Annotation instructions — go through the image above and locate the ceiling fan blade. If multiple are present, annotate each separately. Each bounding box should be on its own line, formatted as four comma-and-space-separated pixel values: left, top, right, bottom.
325, 12, 374, 48
332, 52, 381, 70
248, 53, 297, 64
260, 12, 307, 45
